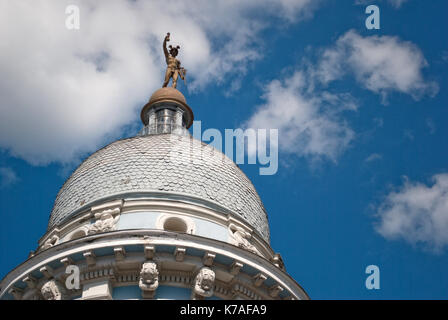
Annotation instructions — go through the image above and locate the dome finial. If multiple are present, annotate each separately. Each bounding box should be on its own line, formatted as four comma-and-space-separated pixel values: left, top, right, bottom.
140, 87, 194, 135
138, 33, 192, 136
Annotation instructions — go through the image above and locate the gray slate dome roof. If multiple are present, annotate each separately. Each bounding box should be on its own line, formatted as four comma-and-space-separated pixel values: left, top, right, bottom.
48, 134, 270, 242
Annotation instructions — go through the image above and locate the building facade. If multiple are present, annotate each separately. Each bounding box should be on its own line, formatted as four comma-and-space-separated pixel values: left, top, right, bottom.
0, 87, 309, 300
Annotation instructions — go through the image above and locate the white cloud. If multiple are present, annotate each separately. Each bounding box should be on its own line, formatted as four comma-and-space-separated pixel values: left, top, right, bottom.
365, 153, 382, 162
317, 30, 438, 102
0, 0, 318, 165
375, 174, 448, 253
243, 28, 438, 165
0, 167, 19, 188
388, 0, 409, 8
244, 71, 356, 162
426, 118, 436, 134
355, 0, 409, 8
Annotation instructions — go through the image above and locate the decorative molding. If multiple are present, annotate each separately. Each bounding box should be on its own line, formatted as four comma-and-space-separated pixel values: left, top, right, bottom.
229, 261, 243, 276
159, 273, 192, 286
202, 252, 215, 267
80, 267, 115, 282
253, 273, 267, 287
42, 235, 59, 251
0, 230, 308, 300
269, 284, 284, 298
41, 197, 274, 260
83, 251, 96, 267
270, 253, 285, 271
60, 257, 74, 267
228, 223, 259, 255
174, 247, 186, 262
232, 282, 261, 300
39, 266, 54, 279
91, 200, 123, 215
87, 208, 120, 235
115, 273, 138, 284
114, 247, 126, 262
144, 245, 156, 260
213, 282, 230, 298
22, 275, 37, 289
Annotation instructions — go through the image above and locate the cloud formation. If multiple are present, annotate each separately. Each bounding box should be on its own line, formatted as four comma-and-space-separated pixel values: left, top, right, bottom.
245, 72, 356, 162
0, 167, 19, 188
317, 30, 438, 102
365, 153, 382, 163
0, 0, 318, 165
375, 174, 448, 253
355, 0, 409, 8
388, 0, 409, 8
244, 30, 437, 164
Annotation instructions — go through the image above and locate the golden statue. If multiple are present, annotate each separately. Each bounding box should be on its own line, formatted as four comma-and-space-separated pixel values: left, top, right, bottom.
162, 33, 186, 89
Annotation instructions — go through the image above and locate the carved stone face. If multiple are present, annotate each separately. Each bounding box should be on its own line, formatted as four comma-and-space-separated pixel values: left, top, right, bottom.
41, 280, 61, 300
195, 267, 215, 294
201, 274, 214, 291
142, 274, 157, 284
140, 263, 159, 286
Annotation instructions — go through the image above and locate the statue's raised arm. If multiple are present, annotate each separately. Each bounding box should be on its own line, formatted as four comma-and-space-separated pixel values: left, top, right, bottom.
163, 33, 170, 63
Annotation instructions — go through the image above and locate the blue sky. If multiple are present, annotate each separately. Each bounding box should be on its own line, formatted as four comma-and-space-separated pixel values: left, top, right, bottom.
1, 0, 448, 299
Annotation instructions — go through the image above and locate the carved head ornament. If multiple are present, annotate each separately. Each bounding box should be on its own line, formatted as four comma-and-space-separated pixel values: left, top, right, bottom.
139, 262, 159, 292
194, 267, 215, 297
41, 280, 62, 300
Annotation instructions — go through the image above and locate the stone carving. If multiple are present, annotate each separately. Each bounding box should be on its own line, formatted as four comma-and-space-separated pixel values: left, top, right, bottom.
269, 284, 284, 298
228, 224, 258, 254
192, 267, 215, 299
69, 227, 88, 240
270, 253, 285, 271
41, 235, 59, 250
139, 262, 159, 299
40, 280, 62, 300
87, 208, 120, 235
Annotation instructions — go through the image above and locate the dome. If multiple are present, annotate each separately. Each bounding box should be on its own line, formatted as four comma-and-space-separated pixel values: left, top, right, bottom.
48, 134, 270, 242
149, 87, 187, 105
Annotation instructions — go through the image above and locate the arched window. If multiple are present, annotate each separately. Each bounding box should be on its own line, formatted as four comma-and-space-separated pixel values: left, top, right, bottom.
163, 217, 188, 233
70, 229, 87, 240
